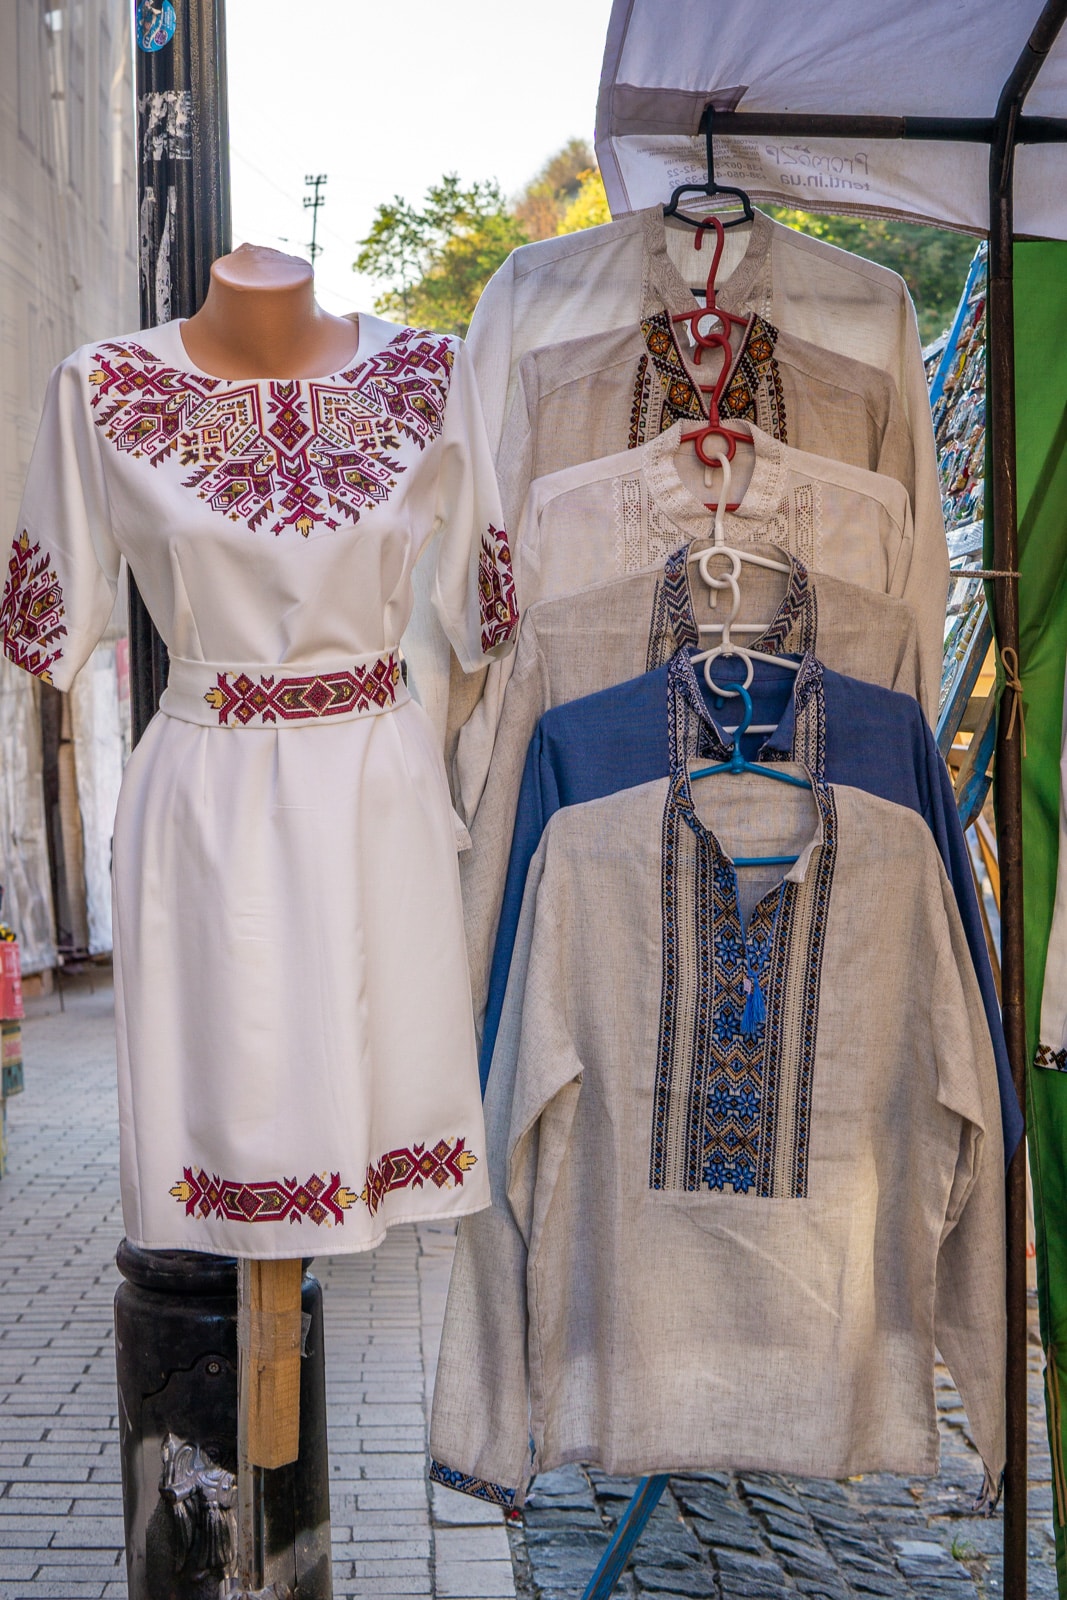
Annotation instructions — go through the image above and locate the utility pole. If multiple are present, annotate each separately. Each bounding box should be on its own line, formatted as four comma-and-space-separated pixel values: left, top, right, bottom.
303, 173, 327, 262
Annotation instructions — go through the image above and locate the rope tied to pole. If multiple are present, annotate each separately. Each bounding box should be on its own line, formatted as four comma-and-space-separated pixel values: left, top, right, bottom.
1000, 645, 1027, 756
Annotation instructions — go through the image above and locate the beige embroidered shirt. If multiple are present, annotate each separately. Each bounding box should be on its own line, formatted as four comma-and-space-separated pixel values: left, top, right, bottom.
460, 421, 935, 822
457, 546, 924, 1041
466, 206, 941, 554
430, 774, 1006, 1504
495, 308, 915, 537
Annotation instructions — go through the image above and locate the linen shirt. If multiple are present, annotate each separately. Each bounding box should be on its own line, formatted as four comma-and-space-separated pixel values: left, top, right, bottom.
459, 545, 923, 1028
466, 206, 942, 576
430, 771, 1006, 1504
479, 651, 1019, 1159
495, 309, 914, 538
457, 421, 928, 826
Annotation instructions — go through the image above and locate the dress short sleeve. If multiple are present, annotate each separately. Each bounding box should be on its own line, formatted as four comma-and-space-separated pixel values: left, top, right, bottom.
431, 339, 518, 673
3, 352, 120, 691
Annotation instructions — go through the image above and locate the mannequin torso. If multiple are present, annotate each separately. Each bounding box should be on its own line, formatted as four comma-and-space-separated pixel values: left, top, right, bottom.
179, 243, 359, 379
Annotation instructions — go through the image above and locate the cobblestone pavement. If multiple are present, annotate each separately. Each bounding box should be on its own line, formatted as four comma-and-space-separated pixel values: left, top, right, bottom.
0, 971, 1058, 1600
513, 1308, 1057, 1600
0, 971, 513, 1600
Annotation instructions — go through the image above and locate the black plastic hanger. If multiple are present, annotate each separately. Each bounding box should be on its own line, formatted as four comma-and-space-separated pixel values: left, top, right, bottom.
663, 107, 755, 230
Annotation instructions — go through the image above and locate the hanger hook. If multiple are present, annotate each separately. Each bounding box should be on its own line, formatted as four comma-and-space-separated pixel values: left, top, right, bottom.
705, 451, 733, 543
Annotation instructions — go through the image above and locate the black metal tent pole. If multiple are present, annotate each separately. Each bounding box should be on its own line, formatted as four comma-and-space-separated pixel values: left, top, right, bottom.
131, 0, 230, 743
986, 7, 1067, 1590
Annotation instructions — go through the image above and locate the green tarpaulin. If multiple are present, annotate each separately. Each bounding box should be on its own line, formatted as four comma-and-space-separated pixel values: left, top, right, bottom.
1015, 238, 1067, 1585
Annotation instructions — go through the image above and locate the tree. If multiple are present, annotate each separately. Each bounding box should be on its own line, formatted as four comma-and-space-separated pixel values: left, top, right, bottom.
513, 138, 598, 241
764, 207, 977, 345
353, 175, 527, 337
557, 168, 611, 235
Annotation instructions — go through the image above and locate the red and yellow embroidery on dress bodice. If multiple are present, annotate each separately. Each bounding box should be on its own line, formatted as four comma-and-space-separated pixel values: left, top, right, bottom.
88, 327, 455, 537
0, 531, 67, 683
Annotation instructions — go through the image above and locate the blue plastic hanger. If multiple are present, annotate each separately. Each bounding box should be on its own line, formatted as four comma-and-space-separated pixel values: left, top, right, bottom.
688, 683, 811, 867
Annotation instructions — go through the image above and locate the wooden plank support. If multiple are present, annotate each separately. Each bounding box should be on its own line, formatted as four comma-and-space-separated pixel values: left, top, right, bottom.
239, 1258, 304, 1470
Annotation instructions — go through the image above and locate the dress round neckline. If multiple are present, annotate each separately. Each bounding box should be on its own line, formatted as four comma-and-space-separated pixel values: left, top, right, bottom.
168, 313, 366, 384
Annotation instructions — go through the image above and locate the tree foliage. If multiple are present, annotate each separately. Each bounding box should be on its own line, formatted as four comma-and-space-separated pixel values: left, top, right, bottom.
764, 207, 977, 345
513, 138, 598, 241
353, 175, 527, 337
354, 148, 977, 346
557, 168, 612, 235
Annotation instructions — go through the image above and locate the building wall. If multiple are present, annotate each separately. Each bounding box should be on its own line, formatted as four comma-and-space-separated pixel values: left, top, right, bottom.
0, 0, 137, 968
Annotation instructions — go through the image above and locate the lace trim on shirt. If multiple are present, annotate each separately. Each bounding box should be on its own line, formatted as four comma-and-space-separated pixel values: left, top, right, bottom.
0, 531, 67, 684
646, 544, 814, 672
631, 310, 786, 457
89, 327, 455, 537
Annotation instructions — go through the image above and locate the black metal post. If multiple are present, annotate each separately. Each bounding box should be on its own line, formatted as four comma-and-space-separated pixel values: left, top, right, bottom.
986, 10, 1067, 1596
131, 0, 230, 741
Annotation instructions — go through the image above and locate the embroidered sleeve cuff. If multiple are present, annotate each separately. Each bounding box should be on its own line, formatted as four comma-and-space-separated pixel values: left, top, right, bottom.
428, 1458, 517, 1509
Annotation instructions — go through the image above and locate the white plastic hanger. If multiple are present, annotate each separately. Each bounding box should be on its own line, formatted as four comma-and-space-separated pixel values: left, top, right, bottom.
684, 450, 799, 733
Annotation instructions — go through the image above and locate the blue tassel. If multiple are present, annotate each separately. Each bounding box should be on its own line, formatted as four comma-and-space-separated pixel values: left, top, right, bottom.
741, 973, 766, 1034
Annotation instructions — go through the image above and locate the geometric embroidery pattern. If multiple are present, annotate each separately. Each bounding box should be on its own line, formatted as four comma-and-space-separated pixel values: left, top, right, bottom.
649, 655, 837, 1198
88, 327, 455, 537
719, 315, 787, 444
1035, 1044, 1067, 1072
478, 525, 519, 653
0, 531, 68, 683
203, 651, 402, 727
632, 311, 786, 453
428, 1460, 516, 1509
646, 545, 816, 674
170, 1167, 359, 1227
360, 1137, 478, 1217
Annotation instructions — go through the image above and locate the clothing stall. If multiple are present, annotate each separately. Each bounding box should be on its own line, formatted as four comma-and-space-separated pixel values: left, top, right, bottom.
110, 4, 1067, 1599
424, 5, 1067, 1599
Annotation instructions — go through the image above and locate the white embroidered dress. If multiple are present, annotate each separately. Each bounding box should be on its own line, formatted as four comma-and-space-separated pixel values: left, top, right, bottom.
3, 313, 518, 1258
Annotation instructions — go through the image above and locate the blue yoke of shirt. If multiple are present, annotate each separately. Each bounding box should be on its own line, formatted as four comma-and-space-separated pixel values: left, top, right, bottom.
479, 654, 1021, 1159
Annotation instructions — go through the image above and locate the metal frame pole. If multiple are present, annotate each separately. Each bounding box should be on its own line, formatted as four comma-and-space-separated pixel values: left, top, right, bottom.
987, 12, 1067, 1595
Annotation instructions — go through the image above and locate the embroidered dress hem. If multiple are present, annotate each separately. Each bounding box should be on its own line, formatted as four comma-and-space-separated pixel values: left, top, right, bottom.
123, 1193, 492, 1262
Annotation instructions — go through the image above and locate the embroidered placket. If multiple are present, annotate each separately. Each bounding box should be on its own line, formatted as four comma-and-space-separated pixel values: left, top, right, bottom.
650, 655, 837, 1200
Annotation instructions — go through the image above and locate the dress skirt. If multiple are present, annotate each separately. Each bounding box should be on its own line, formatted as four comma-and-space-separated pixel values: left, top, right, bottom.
112, 691, 490, 1258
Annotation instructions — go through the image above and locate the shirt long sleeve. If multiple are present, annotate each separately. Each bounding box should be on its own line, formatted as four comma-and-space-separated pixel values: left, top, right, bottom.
430, 836, 569, 1506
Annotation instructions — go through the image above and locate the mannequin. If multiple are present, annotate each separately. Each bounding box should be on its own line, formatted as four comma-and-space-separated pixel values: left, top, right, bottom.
180, 242, 359, 380
9, 232, 511, 1594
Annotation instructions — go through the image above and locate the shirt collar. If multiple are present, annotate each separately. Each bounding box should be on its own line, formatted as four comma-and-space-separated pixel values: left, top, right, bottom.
666, 651, 830, 887
666, 642, 828, 781
661, 542, 814, 657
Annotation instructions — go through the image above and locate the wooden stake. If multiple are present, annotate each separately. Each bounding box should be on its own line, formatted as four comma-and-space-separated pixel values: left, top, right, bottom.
238, 1258, 304, 1470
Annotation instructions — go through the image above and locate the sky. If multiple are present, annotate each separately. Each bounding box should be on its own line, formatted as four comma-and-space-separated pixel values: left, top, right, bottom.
225, 0, 617, 314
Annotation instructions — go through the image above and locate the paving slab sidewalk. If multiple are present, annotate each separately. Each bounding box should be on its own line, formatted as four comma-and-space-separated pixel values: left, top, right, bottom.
0, 971, 514, 1600
0, 970, 1058, 1600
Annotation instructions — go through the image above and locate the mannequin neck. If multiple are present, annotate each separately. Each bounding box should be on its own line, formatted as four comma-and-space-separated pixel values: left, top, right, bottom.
179, 245, 359, 380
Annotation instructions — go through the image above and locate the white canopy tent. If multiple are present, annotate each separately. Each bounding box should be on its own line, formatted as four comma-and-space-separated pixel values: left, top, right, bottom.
595, 0, 1067, 235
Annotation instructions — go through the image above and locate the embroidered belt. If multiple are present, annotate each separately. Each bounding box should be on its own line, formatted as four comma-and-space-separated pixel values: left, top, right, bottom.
160, 650, 408, 729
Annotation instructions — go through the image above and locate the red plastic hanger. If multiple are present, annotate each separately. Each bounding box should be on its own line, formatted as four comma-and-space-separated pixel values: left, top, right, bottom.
671, 216, 753, 511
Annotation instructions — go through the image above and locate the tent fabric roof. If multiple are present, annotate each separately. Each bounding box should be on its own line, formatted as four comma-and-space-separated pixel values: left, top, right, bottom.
595, 0, 1067, 236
